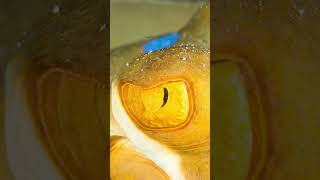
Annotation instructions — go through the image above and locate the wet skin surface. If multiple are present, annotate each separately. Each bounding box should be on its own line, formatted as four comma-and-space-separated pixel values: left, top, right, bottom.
110, 3, 210, 180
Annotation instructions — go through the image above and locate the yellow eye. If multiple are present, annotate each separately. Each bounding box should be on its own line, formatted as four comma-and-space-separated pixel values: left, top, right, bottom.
121, 80, 192, 130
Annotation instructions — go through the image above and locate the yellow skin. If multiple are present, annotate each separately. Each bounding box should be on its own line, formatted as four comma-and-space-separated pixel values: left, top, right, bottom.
110, 3, 210, 180
113, 0, 320, 180
110, 136, 170, 180
111, 47, 210, 180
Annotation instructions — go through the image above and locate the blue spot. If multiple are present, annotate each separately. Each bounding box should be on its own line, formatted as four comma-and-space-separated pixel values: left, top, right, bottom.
143, 33, 180, 54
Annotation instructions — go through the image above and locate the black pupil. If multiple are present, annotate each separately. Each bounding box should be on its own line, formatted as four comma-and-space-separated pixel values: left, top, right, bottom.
161, 88, 169, 108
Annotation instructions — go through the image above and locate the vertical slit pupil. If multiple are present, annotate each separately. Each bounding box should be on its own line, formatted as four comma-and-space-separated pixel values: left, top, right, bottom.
161, 88, 169, 108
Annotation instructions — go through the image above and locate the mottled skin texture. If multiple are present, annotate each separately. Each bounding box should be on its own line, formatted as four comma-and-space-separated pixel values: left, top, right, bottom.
113, 47, 210, 179
113, 0, 320, 180
110, 3, 210, 180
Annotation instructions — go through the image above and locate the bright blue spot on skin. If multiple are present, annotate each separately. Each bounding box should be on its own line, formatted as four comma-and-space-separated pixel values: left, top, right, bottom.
143, 33, 180, 54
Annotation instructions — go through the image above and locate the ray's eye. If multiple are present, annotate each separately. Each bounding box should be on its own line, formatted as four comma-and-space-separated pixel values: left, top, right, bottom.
121, 80, 191, 130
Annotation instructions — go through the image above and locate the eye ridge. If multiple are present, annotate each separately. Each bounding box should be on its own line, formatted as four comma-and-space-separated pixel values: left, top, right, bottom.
161, 87, 169, 108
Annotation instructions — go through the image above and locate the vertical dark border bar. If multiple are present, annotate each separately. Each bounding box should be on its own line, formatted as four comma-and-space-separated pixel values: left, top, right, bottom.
105, 0, 111, 179
210, 0, 214, 179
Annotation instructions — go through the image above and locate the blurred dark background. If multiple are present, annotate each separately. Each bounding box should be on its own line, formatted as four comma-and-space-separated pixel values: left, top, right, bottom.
0, 0, 205, 64
0, 0, 83, 65
0, 1, 84, 178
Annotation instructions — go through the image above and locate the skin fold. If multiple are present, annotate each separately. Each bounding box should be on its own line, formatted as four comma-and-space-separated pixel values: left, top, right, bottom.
110, 136, 170, 180
113, 0, 320, 180
111, 47, 210, 180
110, 2, 210, 180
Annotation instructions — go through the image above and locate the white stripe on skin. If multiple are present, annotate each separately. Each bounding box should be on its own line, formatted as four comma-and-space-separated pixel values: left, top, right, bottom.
112, 81, 185, 180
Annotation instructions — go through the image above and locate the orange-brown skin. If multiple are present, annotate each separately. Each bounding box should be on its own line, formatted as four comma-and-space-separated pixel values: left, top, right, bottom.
110, 137, 170, 180
110, 3, 211, 180
115, 47, 210, 179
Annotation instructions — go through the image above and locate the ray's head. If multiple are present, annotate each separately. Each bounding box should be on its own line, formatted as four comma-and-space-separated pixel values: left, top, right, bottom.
113, 46, 210, 151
